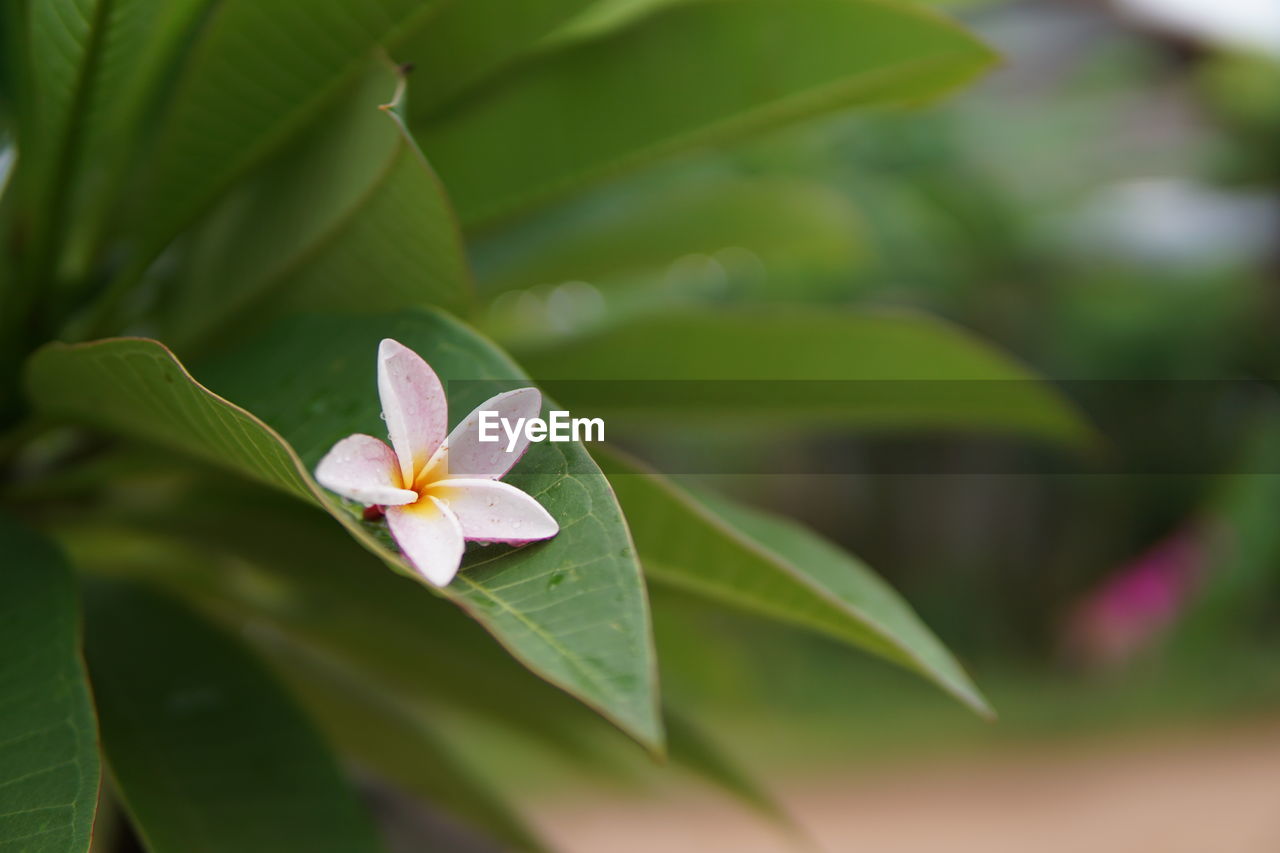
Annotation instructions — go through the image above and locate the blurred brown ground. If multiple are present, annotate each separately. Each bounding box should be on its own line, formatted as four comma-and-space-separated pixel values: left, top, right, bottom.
531, 721, 1280, 853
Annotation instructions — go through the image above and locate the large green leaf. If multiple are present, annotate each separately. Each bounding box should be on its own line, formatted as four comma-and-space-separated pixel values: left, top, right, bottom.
259, 635, 550, 853
14, 0, 209, 277
84, 580, 385, 853
416, 0, 996, 227
473, 177, 865, 294
129, 0, 450, 261
197, 313, 660, 747
58, 471, 788, 827
66, 468, 615, 758
0, 515, 99, 853
602, 450, 992, 716
168, 64, 472, 347
26, 310, 662, 748
398, 0, 598, 118
515, 308, 1089, 443
14, 0, 107, 268
27, 338, 315, 502
257, 587, 795, 835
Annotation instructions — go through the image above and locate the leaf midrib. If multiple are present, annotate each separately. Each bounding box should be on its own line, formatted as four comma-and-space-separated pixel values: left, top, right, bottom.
27, 0, 116, 285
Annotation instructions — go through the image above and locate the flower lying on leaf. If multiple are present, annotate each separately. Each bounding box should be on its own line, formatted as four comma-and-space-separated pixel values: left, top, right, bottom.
316, 339, 558, 587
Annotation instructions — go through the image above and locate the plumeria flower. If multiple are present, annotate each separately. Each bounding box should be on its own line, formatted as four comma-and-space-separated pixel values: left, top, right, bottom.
315, 339, 558, 587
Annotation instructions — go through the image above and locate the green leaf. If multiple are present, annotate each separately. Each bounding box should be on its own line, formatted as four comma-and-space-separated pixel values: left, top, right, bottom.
664, 709, 797, 832
0, 515, 99, 853
14, 0, 209, 276
416, 0, 996, 227
26, 309, 662, 749
258, 635, 550, 853
83, 476, 622, 766
515, 308, 1090, 444
473, 177, 866, 294
14, 0, 110, 264
60, 473, 782, 824
168, 64, 473, 347
26, 338, 316, 503
130, 0, 450, 261
601, 450, 992, 716
84, 580, 385, 853
199, 312, 661, 748
398, 0, 598, 119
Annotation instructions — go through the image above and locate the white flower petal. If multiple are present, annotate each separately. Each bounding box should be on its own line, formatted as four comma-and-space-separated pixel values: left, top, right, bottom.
437, 387, 543, 480
315, 434, 417, 506
430, 478, 559, 544
378, 338, 447, 486
386, 496, 466, 587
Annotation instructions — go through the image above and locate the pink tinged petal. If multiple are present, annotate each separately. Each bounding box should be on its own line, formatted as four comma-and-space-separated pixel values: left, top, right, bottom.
386, 496, 466, 587
378, 338, 448, 486
315, 434, 417, 506
439, 387, 543, 479
431, 478, 559, 545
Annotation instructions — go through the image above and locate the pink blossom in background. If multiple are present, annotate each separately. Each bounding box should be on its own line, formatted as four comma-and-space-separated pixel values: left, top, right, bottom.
1063, 524, 1218, 669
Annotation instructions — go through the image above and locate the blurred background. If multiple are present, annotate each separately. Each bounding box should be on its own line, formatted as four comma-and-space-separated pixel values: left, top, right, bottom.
463, 0, 1280, 849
